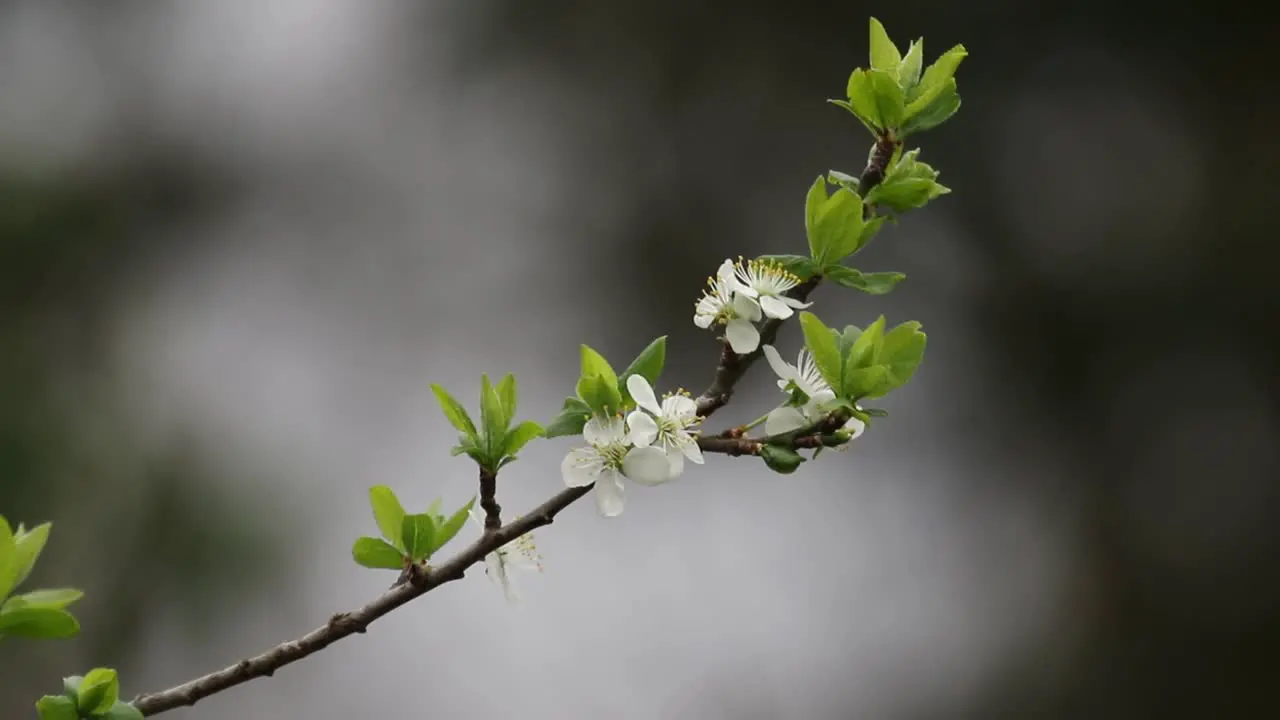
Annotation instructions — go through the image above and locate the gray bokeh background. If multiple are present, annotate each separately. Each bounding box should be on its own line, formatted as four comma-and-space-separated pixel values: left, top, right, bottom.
3, 1, 1275, 718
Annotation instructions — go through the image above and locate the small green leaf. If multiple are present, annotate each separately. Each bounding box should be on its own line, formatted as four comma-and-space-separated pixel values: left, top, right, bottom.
401, 514, 438, 563
868, 69, 906, 129
761, 444, 805, 474
11, 521, 51, 591
368, 486, 407, 550
868, 178, 950, 212
805, 180, 865, 266
63, 676, 83, 700
869, 322, 927, 397
910, 44, 968, 104
844, 366, 890, 400
3, 588, 83, 611
845, 69, 884, 131
849, 315, 887, 368
351, 537, 405, 570
838, 325, 863, 358
898, 38, 924, 89
431, 497, 477, 555
799, 312, 842, 390
430, 384, 478, 439
828, 98, 880, 136
35, 695, 78, 720
544, 397, 592, 439
757, 254, 819, 281
0, 606, 79, 639
0, 517, 17, 600
617, 336, 667, 404
824, 267, 906, 295
503, 420, 544, 458
579, 345, 618, 389
77, 668, 119, 715
902, 79, 961, 135
479, 374, 509, 457
495, 373, 518, 423
868, 18, 902, 71
579, 373, 622, 417
99, 701, 146, 720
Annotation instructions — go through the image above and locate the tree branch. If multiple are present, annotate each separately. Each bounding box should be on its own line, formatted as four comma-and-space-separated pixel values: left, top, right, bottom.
131, 133, 895, 718
132, 485, 590, 715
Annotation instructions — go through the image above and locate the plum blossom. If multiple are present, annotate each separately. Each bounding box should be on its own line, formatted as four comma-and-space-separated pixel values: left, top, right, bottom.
693, 259, 764, 354
761, 344, 866, 439
560, 415, 671, 517
728, 258, 812, 320
624, 374, 703, 480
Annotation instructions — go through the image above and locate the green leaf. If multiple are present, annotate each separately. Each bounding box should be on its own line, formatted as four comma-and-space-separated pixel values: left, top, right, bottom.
3, 588, 83, 611
0, 517, 16, 600
77, 668, 119, 715
430, 384, 478, 439
799, 312, 842, 390
845, 69, 884, 131
578, 373, 623, 417
902, 79, 961, 135
431, 497, 476, 555
11, 521, 51, 591
368, 486, 407, 550
910, 44, 968, 104
824, 267, 906, 295
99, 701, 146, 720
579, 345, 618, 389
828, 98, 880, 136
838, 325, 863, 358
502, 420, 544, 458
868, 69, 906, 129
867, 322, 927, 397
761, 444, 805, 474
868, 18, 902, 71
844, 365, 890, 400
63, 676, 83, 699
544, 397, 592, 439
495, 373, 518, 423
351, 537, 405, 570
617, 335, 667, 404
898, 39, 924, 89
0, 606, 79, 639
35, 696, 78, 720
804, 179, 865, 266
479, 374, 509, 457
401, 514, 437, 563
849, 315, 887, 368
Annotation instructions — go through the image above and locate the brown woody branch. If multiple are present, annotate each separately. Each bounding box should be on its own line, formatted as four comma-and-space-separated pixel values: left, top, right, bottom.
131, 134, 896, 718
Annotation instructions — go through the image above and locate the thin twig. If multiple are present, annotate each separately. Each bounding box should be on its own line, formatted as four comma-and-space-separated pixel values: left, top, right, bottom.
478, 467, 501, 531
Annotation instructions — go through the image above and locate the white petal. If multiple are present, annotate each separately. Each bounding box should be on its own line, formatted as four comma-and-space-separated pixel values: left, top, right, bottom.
782, 297, 813, 309
725, 320, 760, 354
485, 553, 518, 603
627, 374, 661, 415
762, 345, 795, 383
764, 407, 809, 435
759, 295, 794, 319
623, 446, 674, 486
583, 416, 624, 446
694, 312, 715, 329
561, 448, 601, 487
664, 394, 697, 421
665, 450, 685, 479
679, 434, 705, 464
626, 410, 658, 447
843, 416, 866, 440
716, 259, 737, 283
732, 292, 763, 321
594, 469, 626, 516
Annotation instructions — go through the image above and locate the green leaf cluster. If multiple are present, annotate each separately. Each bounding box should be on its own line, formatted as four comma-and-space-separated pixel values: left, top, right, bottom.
544, 336, 666, 438
37, 669, 143, 720
352, 486, 476, 570
432, 373, 544, 473
865, 149, 950, 213
830, 18, 966, 138
0, 517, 82, 641
799, 311, 926, 402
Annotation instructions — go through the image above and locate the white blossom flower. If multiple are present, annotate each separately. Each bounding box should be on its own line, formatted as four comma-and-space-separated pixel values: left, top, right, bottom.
469, 510, 541, 604
624, 374, 704, 479
728, 257, 812, 320
761, 344, 866, 439
693, 259, 763, 354
561, 415, 671, 517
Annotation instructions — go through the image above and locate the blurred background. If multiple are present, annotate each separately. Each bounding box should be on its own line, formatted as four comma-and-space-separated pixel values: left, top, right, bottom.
2, 1, 1276, 718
